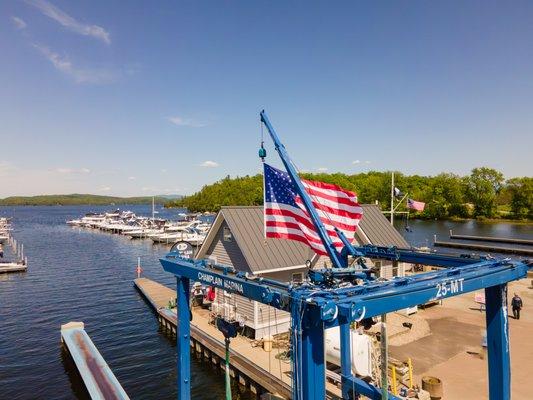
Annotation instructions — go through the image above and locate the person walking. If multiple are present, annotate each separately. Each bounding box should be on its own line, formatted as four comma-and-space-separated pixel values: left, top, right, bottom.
511, 293, 523, 320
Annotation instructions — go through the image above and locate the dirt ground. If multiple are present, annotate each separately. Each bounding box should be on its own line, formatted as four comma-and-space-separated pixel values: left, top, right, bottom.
389, 277, 533, 400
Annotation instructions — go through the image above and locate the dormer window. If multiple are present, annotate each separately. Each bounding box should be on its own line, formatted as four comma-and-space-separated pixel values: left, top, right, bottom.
223, 226, 233, 242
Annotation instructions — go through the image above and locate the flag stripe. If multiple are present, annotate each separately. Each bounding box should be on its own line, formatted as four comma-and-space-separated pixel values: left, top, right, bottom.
302, 185, 358, 206
264, 163, 363, 257
302, 179, 357, 200
265, 216, 345, 245
295, 197, 363, 219
266, 203, 356, 236
407, 198, 425, 211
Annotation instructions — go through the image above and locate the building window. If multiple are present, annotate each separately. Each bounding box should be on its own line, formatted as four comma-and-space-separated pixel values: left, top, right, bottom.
292, 272, 304, 283
223, 226, 233, 242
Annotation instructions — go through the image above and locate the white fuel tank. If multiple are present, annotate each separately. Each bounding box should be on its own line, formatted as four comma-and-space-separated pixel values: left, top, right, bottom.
325, 327, 372, 378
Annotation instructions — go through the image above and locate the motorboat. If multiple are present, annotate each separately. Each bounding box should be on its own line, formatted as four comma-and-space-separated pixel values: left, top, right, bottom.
127, 228, 162, 239
150, 227, 206, 245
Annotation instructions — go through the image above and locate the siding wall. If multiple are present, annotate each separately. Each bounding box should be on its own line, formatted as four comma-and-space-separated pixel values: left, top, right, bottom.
206, 221, 250, 270
213, 288, 256, 326
205, 221, 292, 338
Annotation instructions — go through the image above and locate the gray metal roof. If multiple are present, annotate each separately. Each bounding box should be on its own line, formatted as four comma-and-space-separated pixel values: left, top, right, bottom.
197, 204, 409, 273
219, 206, 315, 272
355, 204, 410, 248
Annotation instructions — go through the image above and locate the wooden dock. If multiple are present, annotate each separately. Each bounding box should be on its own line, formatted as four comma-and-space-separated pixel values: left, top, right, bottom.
61, 322, 129, 400
434, 239, 533, 256
134, 277, 175, 309
134, 278, 341, 399
449, 231, 533, 246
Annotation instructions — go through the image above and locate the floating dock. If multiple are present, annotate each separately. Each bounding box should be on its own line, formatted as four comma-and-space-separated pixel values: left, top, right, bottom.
0, 261, 27, 273
134, 278, 341, 399
449, 230, 533, 246
61, 322, 130, 400
434, 237, 533, 256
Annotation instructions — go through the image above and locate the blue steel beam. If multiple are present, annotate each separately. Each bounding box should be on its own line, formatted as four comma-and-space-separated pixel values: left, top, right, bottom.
160, 256, 290, 310
176, 277, 191, 400
358, 245, 490, 267
342, 375, 402, 400
291, 303, 327, 400
339, 323, 353, 399
161, 254, 529, 326
326, 261, 528, 326
485, 284, 510, 400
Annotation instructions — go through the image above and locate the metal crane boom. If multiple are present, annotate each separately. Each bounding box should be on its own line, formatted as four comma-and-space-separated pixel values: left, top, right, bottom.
260, 110, 348, 268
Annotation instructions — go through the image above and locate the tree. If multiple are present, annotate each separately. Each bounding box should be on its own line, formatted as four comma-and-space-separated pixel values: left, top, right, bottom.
506, 177, 533, 219
465, 167, 504, 218
167, 166, 531, 222
420, 173, 468, 219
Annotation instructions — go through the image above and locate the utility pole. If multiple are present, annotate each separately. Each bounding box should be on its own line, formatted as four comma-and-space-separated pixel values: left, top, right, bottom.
383, 171, 394, 399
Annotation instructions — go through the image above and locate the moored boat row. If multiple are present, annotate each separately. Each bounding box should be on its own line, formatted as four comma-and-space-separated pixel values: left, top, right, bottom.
66, 209, 211, 247
0, 217, 28, 273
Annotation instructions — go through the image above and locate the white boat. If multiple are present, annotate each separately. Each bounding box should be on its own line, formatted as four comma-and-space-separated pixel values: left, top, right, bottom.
150, 227, 206, 245
127, 228, 161, 239
0, 260, 27, 273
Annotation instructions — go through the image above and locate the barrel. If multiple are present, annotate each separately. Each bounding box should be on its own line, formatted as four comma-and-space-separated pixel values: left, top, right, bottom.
263, 335, 273, 352
422, 376, 443, 400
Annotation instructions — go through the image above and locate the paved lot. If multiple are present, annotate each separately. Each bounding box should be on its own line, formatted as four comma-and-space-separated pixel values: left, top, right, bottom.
390, 278, 533, 399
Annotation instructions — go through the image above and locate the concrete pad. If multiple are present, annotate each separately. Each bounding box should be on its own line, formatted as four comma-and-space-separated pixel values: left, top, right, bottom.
389, 279, 533, 400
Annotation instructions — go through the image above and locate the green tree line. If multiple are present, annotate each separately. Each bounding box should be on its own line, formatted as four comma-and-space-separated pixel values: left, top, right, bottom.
168, 167, 532, 220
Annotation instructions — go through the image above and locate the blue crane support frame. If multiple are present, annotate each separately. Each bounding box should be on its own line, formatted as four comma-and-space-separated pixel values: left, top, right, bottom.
160, 111, 531, 400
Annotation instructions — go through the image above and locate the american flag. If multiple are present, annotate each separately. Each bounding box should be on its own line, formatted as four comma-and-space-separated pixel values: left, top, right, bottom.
407, 198, 425, 211
263, 163, 363, 256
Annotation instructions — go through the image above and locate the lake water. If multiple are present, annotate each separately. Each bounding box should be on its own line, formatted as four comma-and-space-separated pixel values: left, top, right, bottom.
0, 205, 251, 400
0, 206, 531, 399
396, 218, 532, 257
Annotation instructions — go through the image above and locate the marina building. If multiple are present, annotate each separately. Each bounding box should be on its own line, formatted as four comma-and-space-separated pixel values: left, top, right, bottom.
196, 205, 410, 339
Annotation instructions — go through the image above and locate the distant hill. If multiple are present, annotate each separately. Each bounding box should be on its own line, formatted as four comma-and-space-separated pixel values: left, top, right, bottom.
0, 194, 175, 206
156, 194, 184, 200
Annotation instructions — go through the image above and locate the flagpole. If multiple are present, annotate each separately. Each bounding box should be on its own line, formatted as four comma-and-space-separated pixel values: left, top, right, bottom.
393, 193, 408, 213
390, 172, 394, 226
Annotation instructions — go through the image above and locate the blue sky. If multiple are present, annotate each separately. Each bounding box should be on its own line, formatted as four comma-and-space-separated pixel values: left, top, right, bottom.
1, 1, 532, 197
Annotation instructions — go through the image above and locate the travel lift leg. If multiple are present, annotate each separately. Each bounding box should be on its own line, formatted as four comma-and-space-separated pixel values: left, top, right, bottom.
291, 303, 327, 400
176, 276, 191, 400
485, 284, 511, 400
340, 322, 355, 399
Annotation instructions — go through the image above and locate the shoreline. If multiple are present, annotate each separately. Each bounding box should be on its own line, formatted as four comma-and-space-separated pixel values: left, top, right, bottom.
164, 206, 533, 225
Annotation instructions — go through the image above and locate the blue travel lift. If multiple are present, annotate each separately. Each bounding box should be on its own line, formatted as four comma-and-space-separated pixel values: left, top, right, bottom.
160, 111, 531, 400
